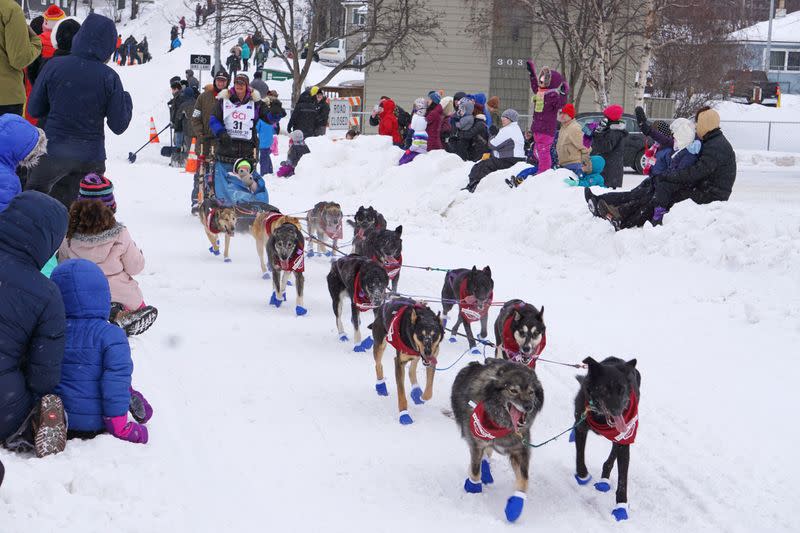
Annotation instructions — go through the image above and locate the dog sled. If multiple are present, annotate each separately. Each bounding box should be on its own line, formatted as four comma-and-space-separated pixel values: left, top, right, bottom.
199, 152, 272, 231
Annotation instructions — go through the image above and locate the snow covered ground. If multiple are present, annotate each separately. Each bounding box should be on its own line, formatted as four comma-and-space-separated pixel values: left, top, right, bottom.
716, 94, 800, 153
2, 3, 800, 532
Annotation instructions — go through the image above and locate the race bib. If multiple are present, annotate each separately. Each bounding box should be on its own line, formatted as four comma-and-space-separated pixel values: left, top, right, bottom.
223, 99, 255, 140
533, 92, 545, 113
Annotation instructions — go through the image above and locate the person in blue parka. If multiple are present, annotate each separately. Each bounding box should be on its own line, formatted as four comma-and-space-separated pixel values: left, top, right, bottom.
0, 191, 68, 447
25, 13, 133, 209
51, 259, 150, 443
0, 113, 48, 213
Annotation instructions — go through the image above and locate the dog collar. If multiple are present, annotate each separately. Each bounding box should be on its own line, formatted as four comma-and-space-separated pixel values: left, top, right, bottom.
277, 245, 305, 272
353, 272, 376, 311
502, 312, 546, 368
385, 304, 419, 357
372, 254, 402, 280
584, 389, 639, 445
324, 222, 343, 240
207, 208, 221, 235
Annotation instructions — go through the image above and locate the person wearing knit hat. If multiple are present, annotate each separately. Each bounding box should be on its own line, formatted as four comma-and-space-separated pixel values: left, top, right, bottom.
79, 173, 116, 212
425, 91, 444, 151
556, 103, 590, 179
310, 86, 320, 96
590, 103, 627, 188
39, 5, 66, 60
234, 72, 250, 86
276, 129, 311, 177
463, 107, 525, 193
50, 18, 82, 56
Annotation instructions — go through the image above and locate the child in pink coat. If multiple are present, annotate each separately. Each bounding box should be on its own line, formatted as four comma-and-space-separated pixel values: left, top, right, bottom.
57, 175, 157, 335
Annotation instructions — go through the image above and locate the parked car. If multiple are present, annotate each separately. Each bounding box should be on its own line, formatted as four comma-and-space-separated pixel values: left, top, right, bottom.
574, 112, 651, 174
300, 37, 346, 65
723, 70, 779, 106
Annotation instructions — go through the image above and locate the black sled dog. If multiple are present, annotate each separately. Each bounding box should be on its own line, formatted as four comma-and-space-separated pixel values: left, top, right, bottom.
359, 225, 403, 293
369, 298, 444, 424
451, 359, 544, 523
252, 210, 306, 316
573, 356, 641, 522
350, 205, 387, 254
327, 255, 389, 352
493, 300, 546, 368
441, 266, 493, 353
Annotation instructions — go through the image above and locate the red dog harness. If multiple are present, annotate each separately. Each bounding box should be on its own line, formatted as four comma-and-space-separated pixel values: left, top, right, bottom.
385, 305, 419, 356
206, 208, 221, 235
353, 272, 377, 311
264, 212, 305, 272
324, 222, 343, 240
469, 401, 512, 440
585, 389, 639, 445
459, 279, 493, 323
373, 254, 402, 280
501, 313, 546, 368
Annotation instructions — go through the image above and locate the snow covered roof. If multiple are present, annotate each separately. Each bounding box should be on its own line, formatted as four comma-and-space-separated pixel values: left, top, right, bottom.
729, 10, 800, 43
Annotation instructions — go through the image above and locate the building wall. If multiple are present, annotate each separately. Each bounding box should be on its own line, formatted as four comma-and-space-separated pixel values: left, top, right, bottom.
364, 0, 491, 129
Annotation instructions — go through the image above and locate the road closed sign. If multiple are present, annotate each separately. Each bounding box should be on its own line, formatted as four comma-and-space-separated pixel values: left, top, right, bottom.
329, 99, 351, 130
190, 54, 212, 71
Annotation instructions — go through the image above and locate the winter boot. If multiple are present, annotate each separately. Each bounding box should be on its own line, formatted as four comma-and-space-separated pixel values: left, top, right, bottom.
33, 394, 67, 458
584, 188, 598, 215
115, 306, 159, 336
651, 206, 667, 226
129, 388, 153, 424
597, 200, 623, 231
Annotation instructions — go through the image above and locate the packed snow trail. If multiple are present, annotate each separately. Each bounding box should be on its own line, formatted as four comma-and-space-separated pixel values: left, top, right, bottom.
2, 3, 799, 531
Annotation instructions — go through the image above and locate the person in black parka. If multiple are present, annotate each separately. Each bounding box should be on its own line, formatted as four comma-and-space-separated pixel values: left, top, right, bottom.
287, 88, 319, 138
591, 104, 628, 189
0, 191, 68, 445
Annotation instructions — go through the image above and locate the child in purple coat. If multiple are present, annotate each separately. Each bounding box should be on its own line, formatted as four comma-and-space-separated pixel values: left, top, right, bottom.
527, 61, 569, 175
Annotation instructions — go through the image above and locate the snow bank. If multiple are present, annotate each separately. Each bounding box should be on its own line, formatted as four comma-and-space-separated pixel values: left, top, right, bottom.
714, 95, 800, 152
729, 10, 800, 42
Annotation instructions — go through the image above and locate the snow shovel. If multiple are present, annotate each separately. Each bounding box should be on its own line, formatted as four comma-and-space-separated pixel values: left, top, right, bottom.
128, 124, 171, 163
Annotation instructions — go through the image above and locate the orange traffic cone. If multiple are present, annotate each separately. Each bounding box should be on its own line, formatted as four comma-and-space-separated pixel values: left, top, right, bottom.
184, 138, 198, 173
148, 117, 160, 143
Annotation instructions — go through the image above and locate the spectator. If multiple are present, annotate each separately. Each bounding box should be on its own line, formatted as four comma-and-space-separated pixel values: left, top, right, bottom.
527, 61, 568, 175
179, 16, 187, 38
287, 86, 320, 139
168, 79, 189, 164
256, 115, 275, 175
226, 52, 241, 78
51, 259, 151, 444
452, 98, 489, 162
254, 43, 266, 70
39, 5, 65, 62
555, 103, 591, 177
113, 33, 122, 63
376, 97, 401, 146
26, 13, 132, 208
425, 91, 443, 151
195, 3, 202, 26
124, 35, 139, 65
190, 70, 229, 213
0, 0, 43, 116
486, 96, 501, 136
276, 130, 310, 177
399, 97, 428, 165
250, 70, 269, 97
463, 109, 525, 193
241, 41, 251, 71
314, 87, 329, 137
138, 37, 151, 63
590, 104, 627, 189
0, 191, 68, 458
0, 114, 47, 212
439, 95, 454, 147
185, 68, 200, 94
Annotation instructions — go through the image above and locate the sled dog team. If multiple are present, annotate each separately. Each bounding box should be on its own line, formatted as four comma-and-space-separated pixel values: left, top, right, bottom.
200, 200, 641, 524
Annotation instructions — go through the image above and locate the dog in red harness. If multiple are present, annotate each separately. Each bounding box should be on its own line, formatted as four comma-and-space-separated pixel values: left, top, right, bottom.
573, 356, 640, 522
306, 201, 343, 257
199, 199, 237, 261
441, 266, 494, 354
368, 297, 444, 425
451, 358, 544, 523
358, 225, 403, 293
326, 254, 389, 352
493, 300, 546, 368
349, 205, 387, 255
252, 209, 307, 315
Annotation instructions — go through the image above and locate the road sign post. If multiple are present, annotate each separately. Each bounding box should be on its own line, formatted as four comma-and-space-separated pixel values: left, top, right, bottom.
329, 99, 352, 131
190, 54, 212, 85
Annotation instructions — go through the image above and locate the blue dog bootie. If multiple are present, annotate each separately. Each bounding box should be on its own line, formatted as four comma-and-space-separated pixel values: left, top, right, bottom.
470, 346, 481, 355
261, 272, 271, 280
611, 503, 629, 521
449, 337, 458, 344
574, 473, 593, 485
375, 380, 388, 396
480, 458, 494, 484
464, 478, 482, 494
594, 478, 611, 492
306, 249, 316, 258
269, 291, 282, 308
410, 386, 424, 405
324, 250, 333, 257
504, 491, 526, 522
223, 257, 232, 263
398, 410, 413, 425
569, 428, 576, 442
295, 305, 308, 316
359, 336, 374, 350
338, 333, 349, 342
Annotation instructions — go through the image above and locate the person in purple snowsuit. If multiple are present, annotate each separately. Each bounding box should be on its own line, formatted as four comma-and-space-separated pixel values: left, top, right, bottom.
527, 60, 568, 175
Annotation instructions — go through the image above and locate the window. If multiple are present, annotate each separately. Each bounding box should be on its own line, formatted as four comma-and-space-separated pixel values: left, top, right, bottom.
352, 10, 365, 26
769, 50, 785, 71
768, 49, 800, 71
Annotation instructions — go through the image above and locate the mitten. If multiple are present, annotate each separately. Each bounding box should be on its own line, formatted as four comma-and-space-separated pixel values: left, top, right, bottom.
634, 106, 647, 127
129, 387, 153, 424
481, 152, 491, 161
104, 415, 149, 444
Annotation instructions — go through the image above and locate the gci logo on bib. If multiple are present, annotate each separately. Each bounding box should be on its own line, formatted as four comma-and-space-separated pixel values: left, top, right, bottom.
223, 100, 256, 140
